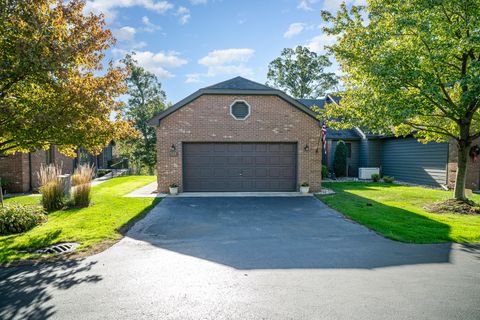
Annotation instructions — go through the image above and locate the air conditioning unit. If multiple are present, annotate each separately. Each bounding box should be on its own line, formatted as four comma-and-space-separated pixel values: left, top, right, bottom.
359, 167, 380, 180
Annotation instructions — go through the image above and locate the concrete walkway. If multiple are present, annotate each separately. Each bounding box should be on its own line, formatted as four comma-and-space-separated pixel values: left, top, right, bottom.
0, 197, 479, 320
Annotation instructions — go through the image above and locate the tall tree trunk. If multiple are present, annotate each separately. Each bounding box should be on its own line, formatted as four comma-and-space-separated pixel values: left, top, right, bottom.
454, 141, 470, 201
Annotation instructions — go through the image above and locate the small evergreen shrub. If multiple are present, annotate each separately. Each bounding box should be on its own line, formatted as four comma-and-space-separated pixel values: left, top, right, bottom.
96, 169, 111, 178
371, 173, 380, 182
0, 204, 46, 235
333, 140, 348, 177
383, 176, 395, 183
71, 164, 94, 207
321, 165, 328, 179
38, 164, 64, 211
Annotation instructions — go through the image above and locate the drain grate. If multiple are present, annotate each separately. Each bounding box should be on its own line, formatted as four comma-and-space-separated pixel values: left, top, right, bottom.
34, 242, 79, 255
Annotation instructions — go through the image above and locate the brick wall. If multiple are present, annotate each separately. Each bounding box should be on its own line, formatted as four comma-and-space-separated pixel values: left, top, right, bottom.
156, 94, 323, 193
0, 147, 76, 193
0, 153, 28, 193
447, 138, 480, 190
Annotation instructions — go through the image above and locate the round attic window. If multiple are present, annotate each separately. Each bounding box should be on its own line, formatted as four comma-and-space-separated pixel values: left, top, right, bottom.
230, 100, 251, 120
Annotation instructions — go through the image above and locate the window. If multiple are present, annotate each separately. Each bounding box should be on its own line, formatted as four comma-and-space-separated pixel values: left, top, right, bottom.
230, 100, 251, 120
346, 143, 352, 158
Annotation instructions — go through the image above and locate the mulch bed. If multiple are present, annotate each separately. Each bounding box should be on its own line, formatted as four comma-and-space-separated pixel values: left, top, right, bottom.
424, 199, 480, 215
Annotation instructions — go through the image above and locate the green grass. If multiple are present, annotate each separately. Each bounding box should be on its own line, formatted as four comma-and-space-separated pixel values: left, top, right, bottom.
0, 176, 159, 263
317, 182, 480, 243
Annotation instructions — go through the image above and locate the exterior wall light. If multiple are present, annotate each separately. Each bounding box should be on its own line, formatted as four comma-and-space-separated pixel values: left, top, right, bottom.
304, 144, 310, 152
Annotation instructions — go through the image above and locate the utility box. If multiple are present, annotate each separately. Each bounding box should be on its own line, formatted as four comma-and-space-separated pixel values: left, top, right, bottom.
58, 174, 72, 197
359, 167, 380, 180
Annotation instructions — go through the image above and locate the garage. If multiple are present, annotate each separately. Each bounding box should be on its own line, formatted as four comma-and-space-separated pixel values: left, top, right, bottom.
183, 142, 297, 192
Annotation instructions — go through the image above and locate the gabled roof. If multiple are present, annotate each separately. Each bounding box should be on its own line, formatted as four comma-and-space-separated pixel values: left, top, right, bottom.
148, 77, 319, 126
297, 96, 362, 140
204, 76, 272, 91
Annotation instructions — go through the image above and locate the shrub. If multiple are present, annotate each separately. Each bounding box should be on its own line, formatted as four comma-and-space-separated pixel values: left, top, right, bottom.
0, 203, 46, 235
333, 140, 348, 177
96, 169, 111, 178
321, 165, 329, 179
371, 173, 380, 182
71, 164, 94, 207
38, 164, 64, 211
300, 182, 309, 187
383, 176, 395, 183
71, 164, 94, 186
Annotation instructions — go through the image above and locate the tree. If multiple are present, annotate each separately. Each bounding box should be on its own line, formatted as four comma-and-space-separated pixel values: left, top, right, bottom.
116, 54, 166, 174
334, 140, 347, 177
266, 46, 338, 99
0, 0, 133, 157
321, 1, 480, 200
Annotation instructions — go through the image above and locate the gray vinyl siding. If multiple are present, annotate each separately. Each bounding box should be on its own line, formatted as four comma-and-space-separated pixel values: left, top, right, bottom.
381, 138, 448, 186
330, 140, 360, 177
360, 139, 381, 168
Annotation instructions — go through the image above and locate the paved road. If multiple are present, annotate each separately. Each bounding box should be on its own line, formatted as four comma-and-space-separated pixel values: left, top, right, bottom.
1, 197, 479, 319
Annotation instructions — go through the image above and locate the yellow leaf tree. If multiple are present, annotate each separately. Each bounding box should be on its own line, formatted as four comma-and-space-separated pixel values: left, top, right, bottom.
0, 0, 135, 157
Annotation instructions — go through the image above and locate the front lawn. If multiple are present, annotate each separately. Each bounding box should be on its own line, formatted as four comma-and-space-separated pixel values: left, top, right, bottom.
317, 182, 480, 243
0, 176, 159, 264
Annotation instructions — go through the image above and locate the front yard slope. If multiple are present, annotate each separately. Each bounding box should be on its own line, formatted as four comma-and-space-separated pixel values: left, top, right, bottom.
317, 182, 480, 243
0, 176, 159, 264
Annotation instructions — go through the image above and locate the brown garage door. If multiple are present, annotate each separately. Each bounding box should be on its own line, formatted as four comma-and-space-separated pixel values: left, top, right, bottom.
183, 143, 297, 192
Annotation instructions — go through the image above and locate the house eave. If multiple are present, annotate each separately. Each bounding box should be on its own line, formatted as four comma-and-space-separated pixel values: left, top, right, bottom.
147, 89, 320, 126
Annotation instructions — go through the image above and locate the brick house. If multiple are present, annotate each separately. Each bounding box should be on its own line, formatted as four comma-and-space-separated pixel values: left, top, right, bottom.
0, 144, 114, 193
150, 76, 480, 193
148, 77, 323, 193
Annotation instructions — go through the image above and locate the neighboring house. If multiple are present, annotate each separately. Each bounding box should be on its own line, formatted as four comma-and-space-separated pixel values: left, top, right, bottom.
148, 76, 323, 193
0, 143, 114, 193
298, 97, 480, 190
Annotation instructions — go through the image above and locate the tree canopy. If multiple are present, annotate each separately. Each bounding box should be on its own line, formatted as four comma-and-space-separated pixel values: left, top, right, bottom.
266, 46, 338, 99
116, 54, 167, 175
321, 0, 480, 200
0, 0, 133, 157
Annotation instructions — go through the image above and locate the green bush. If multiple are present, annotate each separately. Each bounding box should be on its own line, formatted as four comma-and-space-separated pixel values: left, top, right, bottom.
333, 140, 348, 177
0, 203, 46, 235
371, 173, 380, 182
72, 184, 92, 207
321, 165, 329, 179
96, 169, 111, 178
383, 176, 395, 183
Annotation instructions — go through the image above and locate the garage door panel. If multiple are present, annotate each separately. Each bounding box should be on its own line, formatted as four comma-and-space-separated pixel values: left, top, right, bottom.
183, 143, 297, 192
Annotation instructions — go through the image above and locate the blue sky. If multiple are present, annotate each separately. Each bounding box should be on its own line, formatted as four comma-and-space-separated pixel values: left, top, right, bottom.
85, 0, 365, 103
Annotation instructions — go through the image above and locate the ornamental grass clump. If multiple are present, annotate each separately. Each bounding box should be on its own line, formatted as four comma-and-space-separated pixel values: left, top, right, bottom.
71, 164, 94, 207
38, 164, 64, 211
0, 203, 47, 235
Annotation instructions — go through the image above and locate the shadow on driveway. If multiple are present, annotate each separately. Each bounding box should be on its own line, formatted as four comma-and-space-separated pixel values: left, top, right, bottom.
127, 196, 453, 270
0, 260, 102, 319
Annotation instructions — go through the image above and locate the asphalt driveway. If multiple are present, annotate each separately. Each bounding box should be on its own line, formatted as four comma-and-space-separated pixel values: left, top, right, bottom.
1, 196, 479, 319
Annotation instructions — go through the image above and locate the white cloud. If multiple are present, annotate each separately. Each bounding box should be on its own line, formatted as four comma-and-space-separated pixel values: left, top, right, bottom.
284, 23, 306, 38
113, 26, 136, 41
297, 0, 317, 11
119, 50, 188, 78
85, 0, 173, 21
176, 6, 191, 24
188, 48, 255, 83
113, 26, 147, 49
198, 48, 254, 66
142, 16, 161, 32
185, 73, 201, 83
189, 0, 207, 4
305, 33, 337, 53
